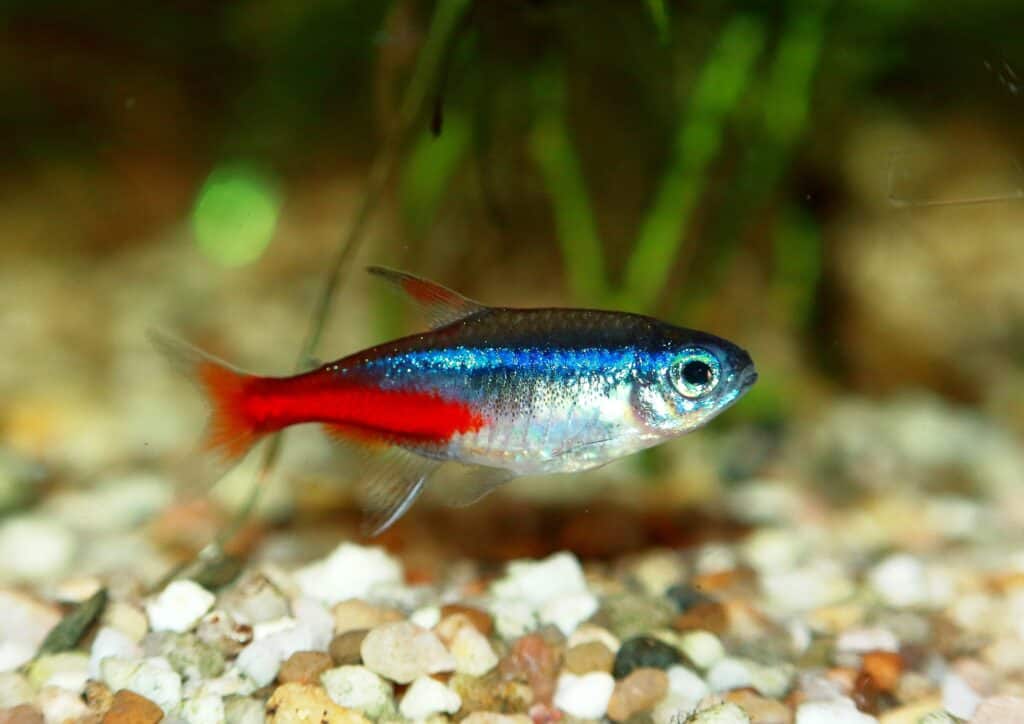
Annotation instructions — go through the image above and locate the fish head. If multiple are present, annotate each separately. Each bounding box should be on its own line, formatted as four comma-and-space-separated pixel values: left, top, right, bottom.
633, 327, 758, 436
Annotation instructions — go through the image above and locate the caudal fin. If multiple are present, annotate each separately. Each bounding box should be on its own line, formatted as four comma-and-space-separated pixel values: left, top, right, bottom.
149, 331, 263, 465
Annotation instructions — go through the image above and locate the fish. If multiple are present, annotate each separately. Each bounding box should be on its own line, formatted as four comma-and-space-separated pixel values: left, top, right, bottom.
155, 267, 757, 534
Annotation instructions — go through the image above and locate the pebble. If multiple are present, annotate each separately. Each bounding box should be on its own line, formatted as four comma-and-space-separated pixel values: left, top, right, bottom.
101, 656, 183, 713
491, 552, 589, 609
331, 599, 404, 635
448, 672, 533, 714
320, 665, 394, 719
450, 624, 499, 676
102, 601, 150, 643
155, 632, 226, 681
796, 697, 878, 724
461, 714, 532, 724
0, 591, 60, 672
553, 671, 615, 719
602, 593, 677, 639
568, 624, 620, 653
266, 682, 370, 724
224, 696, 265, 724
35, 685, 90, 723
667, 664, 710, 702
360, 622, 454, 684
0, 673, 33, 708
489, 599, 536, 640
277, 650, 334, 684
0, 515, 76, 583
613, 636, 684, 678
941, 670, 981, 719
410, 605, 441, 630
868, 555, 930, 609
674, 600, 730, 634
0, 705, 43, 724
181, 694, 226, 724
294, 543, 403, 606
761, 560, 855, 613
329, 630, 368, 666
708, 657, 754, 693
399, 675, 462, 719
607, 667, 669, 721
628, 551, 686, 596
146, 580, 217, 633
688, 702, 752, 723
499, 633, 560, 705
539, 591, 599, 636
861, 651, 903, 693
90, 626, 142, 677
102, 689, 164, 724
219, 572, 290, 625
565, 641, 615, 675
970, 696, 1024, 723
836, 627, 900, 655
195, 611, 253, 656
679, 630, 726, 670
725, 690, 792, 724
440, 604, 494, 636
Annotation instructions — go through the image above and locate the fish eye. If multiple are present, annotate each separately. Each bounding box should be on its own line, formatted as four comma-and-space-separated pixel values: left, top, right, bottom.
670, 349, 721, 398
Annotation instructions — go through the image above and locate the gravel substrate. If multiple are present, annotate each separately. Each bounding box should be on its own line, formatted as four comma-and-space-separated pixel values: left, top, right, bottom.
4, 489, 1024, 724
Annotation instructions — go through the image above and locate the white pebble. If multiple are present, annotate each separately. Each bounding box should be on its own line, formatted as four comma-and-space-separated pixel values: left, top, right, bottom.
489, 599, 536, 640
450, 625, 498, 676
101, 656, 183, 713
400, 675, 462, 720
36, 684, 90, 722
568, 624, 620, 653
667, 665, 710, 703
761, 559, 854, 613
869, 554, 930, 608
553, 671, 614, 719
291, 597, 334, 651
235, 620, 316, 687
90, 626, 141, 678
411, 606, 442, 630
491, 552, 588, 608
361, 622, 454, 684
972, 696, 1024, 723
0, 515, 76, 583
942, 670, 982, 719
707, 657, 753, 692
678, 630, 725, 670
293, 543, 403, 606
796, 697, 878, 724
321, 665, 394, 719
687, 702, 751, 723
0, 672, 33, 707
836, 626, 900, 654
102, 601, 149, 643
539, 591, 598, 636
180, 694, 225, 724
146, 580, 216, 633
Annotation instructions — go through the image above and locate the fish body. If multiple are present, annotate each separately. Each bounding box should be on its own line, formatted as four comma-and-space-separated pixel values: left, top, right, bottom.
160, 268, 757, 533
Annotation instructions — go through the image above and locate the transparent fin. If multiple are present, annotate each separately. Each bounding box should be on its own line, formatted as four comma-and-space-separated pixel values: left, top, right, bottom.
432, 461, 515, 508
325, 429, 442, 536
367, 266, 486, 328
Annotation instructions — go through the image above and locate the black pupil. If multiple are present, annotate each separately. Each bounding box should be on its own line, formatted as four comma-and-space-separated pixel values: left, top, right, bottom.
682, 360, 712, 387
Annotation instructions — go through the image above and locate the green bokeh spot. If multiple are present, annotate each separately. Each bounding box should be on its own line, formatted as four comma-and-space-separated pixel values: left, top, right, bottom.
193, 164, 280, 267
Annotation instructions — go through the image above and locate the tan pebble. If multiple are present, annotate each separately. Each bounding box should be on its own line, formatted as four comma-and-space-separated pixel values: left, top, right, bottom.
449, 673, 533, 713
440, 604, 493, 636
0, 705, 44, 724
266, 682, 370, 724
102, 690, 164, 724
461, 713, 532, 724
278, 650, 335, 685
564, 641, 615, 675
84, 680, 114, 716
876, 696, 943, 724
725, 689, 792, 724
498, 634, 560, 705
332, 599, 403, 635
606, 667, 669, 721
568, 624, 620, 653
673, 602, 730, 634
861, 651, 903, 693
329, 629, 369, 666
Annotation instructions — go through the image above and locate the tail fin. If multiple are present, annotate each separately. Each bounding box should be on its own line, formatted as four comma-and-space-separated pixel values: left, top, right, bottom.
149, 331, 263, 465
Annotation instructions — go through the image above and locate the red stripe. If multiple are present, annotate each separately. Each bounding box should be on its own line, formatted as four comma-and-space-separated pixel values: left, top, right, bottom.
239, 372, 485, 443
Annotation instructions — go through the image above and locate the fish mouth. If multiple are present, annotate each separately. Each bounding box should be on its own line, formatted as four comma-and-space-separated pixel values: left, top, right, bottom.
740, 367, 758, 390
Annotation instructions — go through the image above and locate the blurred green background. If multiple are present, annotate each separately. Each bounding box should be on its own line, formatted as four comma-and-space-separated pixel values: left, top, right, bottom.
4, 0, 1024, 546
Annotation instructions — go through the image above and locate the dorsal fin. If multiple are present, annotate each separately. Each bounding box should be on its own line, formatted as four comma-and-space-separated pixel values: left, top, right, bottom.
367, 266, 486, 329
